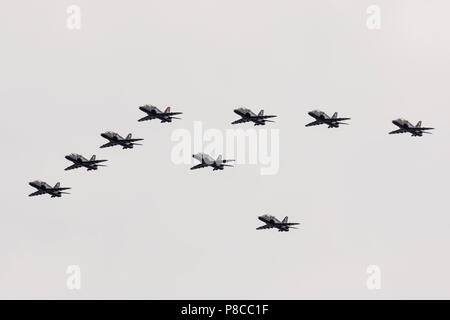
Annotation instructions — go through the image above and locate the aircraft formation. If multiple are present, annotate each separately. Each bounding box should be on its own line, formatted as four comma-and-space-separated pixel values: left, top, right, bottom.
28, 106, 435, 232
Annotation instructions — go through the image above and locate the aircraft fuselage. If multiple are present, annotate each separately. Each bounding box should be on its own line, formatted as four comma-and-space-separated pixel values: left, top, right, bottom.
392, 119, 423, 136
192, 153, 225, 170
101, 132, 135, 149
28, 180, 68, 198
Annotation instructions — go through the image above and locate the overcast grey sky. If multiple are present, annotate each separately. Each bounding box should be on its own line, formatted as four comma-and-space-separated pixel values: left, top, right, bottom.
1, 0, 450, 299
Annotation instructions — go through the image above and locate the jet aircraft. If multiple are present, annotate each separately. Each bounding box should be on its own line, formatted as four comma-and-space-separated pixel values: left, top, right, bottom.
232, 108, 277, 126
389, 119, 434, 136
65, 153, 108, 171
28, 180, 71, 198
100, 132, 143, 149
138, 105, 182, 123
306, 110, 350, 128
191, 153, 234, 171
256, 215, 300, 232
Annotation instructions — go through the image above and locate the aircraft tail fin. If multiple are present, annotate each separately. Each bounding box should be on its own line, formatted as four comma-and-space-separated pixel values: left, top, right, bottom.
126, 133, 132, 140
282, 216, 288, 223
54, 182, 60, 189
332, 112, 338, 119
90, 155, 96, 161
164, 107, 171, 113
258, 109, 264, 116
416, 121, 422, 128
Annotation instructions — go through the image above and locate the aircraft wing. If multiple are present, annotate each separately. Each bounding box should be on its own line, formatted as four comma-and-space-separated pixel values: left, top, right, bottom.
51, 187, 71, 191
256, 224, 273, 230
123, 138, 144, 143
420, 127, 434, 131
260, 115, 277, 119
253, 119, 267, 125
305, 121, 321, 127
232, 118, 251, 125
389, 129, 407, 134
334, 117, 351, 121
327, 122, 339, 128
85, 160, 108, 165
166, 112, 183, 116
65, 164, 82, 171
138, 116, 155, 122
29, 190, 45, 197
100, 142, 116, 148
190, 163, 208, 170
